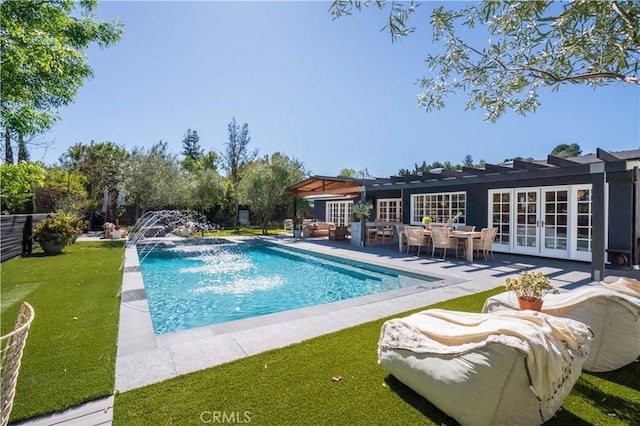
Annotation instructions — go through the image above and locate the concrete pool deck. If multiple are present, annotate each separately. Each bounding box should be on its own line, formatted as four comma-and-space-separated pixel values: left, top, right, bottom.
18, 234, 637, 425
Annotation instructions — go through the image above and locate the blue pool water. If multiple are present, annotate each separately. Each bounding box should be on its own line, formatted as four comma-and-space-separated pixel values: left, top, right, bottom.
138, 239, 436, 334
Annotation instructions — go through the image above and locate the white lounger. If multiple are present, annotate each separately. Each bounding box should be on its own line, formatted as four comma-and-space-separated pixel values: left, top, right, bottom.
378, 309, 592, 426
482, 279, 640, 372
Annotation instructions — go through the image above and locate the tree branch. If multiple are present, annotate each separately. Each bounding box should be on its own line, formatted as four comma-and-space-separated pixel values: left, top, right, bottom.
610, 0, 640, 48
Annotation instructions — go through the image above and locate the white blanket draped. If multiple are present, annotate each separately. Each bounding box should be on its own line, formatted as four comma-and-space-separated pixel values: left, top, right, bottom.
379, 309, 592, 407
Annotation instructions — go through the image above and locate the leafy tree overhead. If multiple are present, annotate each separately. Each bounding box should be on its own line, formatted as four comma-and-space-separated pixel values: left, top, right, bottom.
220, 117, 258, 226
550, 143, 582, 158
1, 0, 124, 139
331, 1, 640, 121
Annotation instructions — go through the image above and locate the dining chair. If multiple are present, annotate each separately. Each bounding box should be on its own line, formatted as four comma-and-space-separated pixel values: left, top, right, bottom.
376, 225, 393, 244
453, 225, 476, 255
405, 226, 428, 256
430, 226, 459, 259
366, 225, 378, 245
472, 227, 498, 261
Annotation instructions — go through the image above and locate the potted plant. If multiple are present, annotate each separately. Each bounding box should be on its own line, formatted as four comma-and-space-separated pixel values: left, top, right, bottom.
292, 217, 303, 238
72, 218, 89, 243
422, 216, 433, 228
33, 212, 79, 254
352, 202, 371, 221
505, 271, 559, 311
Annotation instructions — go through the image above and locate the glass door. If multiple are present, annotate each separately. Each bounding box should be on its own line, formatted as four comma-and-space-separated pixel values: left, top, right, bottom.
489, 190, 511, 252
514, 189, 540, 255
540, 187, 569, 258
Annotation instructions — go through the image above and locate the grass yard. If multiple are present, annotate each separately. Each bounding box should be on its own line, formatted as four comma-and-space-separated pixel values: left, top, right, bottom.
0, 241, 124, 422
113, 288, 640, 425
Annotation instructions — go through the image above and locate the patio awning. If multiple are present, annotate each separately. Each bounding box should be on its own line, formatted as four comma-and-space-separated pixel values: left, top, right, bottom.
284, 176, 363, 198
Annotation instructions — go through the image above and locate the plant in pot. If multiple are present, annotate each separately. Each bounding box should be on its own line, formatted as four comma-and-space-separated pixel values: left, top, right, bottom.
421, 216, 432, 228
292, 217, 303, 238
33, 212, 79, 254
505, 270, 559, 311
352, 202, 371, 221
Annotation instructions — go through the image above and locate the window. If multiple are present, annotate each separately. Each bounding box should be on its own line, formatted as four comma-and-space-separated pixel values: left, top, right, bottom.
411, 192, 466, 225
326, 201, 353, 226
376, 199, 402, 222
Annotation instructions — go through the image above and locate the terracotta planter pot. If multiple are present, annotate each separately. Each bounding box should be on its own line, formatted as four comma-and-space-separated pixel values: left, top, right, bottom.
40, 239, 65, 254
517, 297, 543, 312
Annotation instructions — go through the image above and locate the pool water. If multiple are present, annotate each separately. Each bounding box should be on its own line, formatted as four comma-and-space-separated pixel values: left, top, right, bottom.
138, 239, 436, 334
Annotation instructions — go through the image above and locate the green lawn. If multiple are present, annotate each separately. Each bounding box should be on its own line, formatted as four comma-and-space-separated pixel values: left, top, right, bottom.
0, 241, 124, 422
113, 288, 640, 425
2, 241, 638, 425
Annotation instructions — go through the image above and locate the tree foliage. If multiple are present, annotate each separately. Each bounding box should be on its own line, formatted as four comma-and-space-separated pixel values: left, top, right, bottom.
181, 129, 204, 172
237, 153, 306, 235
221, 117, 258, 226
58, 141, 128, 218
187, 168, 224, 213
338, 168, 357, 178
120, 141, 187, 217
0, 160, 46, 214
35, 166, 88, 214
550, 143, 582, 158
1, 0, 124, 137
331, 1, 640, 121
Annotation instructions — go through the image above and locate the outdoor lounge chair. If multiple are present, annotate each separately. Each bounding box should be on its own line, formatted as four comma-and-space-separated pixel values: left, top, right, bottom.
1, 302, 35, 426
378, 309, 592, 425
482, 278, 640, 372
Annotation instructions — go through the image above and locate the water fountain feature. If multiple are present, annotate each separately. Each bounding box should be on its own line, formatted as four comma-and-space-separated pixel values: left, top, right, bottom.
125, 210, 218, 262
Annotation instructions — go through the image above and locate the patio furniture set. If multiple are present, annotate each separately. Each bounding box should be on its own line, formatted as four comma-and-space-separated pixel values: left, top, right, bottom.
398, 224, 498, 262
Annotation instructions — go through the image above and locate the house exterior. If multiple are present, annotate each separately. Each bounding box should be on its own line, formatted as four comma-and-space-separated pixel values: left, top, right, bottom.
288, 149, 640, 274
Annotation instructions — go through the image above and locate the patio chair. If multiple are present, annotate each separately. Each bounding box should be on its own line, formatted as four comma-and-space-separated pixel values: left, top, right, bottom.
472, 227, 498, 261
1, 302, 35, 426
378, 309, 592, 425
405, 226, 428, 256
376, 225, 393, 244
482, 282, 640, 372
430, 226, 458, 259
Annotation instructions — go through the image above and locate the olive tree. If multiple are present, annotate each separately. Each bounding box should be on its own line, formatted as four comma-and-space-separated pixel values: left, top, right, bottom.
120, 142, 188, 218
237, 153, 306, 235
331, 1, 640, 121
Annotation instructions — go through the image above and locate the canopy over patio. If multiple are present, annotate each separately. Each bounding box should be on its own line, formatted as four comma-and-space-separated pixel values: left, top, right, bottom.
284, 176, 365, 198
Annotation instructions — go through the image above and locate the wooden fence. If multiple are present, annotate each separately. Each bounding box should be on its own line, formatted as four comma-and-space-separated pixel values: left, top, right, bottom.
1, 214, 49, 263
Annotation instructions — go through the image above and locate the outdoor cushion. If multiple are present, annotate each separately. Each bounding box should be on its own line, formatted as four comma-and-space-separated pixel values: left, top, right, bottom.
378, 309, 592, 426
482, 284, 640, 372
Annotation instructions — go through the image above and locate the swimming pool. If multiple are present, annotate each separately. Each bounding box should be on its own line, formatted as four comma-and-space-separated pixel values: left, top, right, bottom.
138, 239, 437, 334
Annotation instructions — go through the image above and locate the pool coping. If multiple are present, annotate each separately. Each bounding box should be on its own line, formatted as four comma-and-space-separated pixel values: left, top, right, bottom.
115, 236, 476, 392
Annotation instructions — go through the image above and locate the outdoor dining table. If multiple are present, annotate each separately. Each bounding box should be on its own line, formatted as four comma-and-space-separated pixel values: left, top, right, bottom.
422, 229, 482, 262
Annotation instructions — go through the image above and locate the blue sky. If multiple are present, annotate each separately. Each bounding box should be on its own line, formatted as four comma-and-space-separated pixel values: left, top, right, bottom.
34, 1, 639, 177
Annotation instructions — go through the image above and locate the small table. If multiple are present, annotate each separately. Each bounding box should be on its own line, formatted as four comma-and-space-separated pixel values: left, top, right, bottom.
329, 226, 348, 241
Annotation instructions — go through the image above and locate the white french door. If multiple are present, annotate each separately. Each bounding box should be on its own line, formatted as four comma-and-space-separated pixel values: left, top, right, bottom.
489, 185, 594, 261
377, 198, 402, 222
